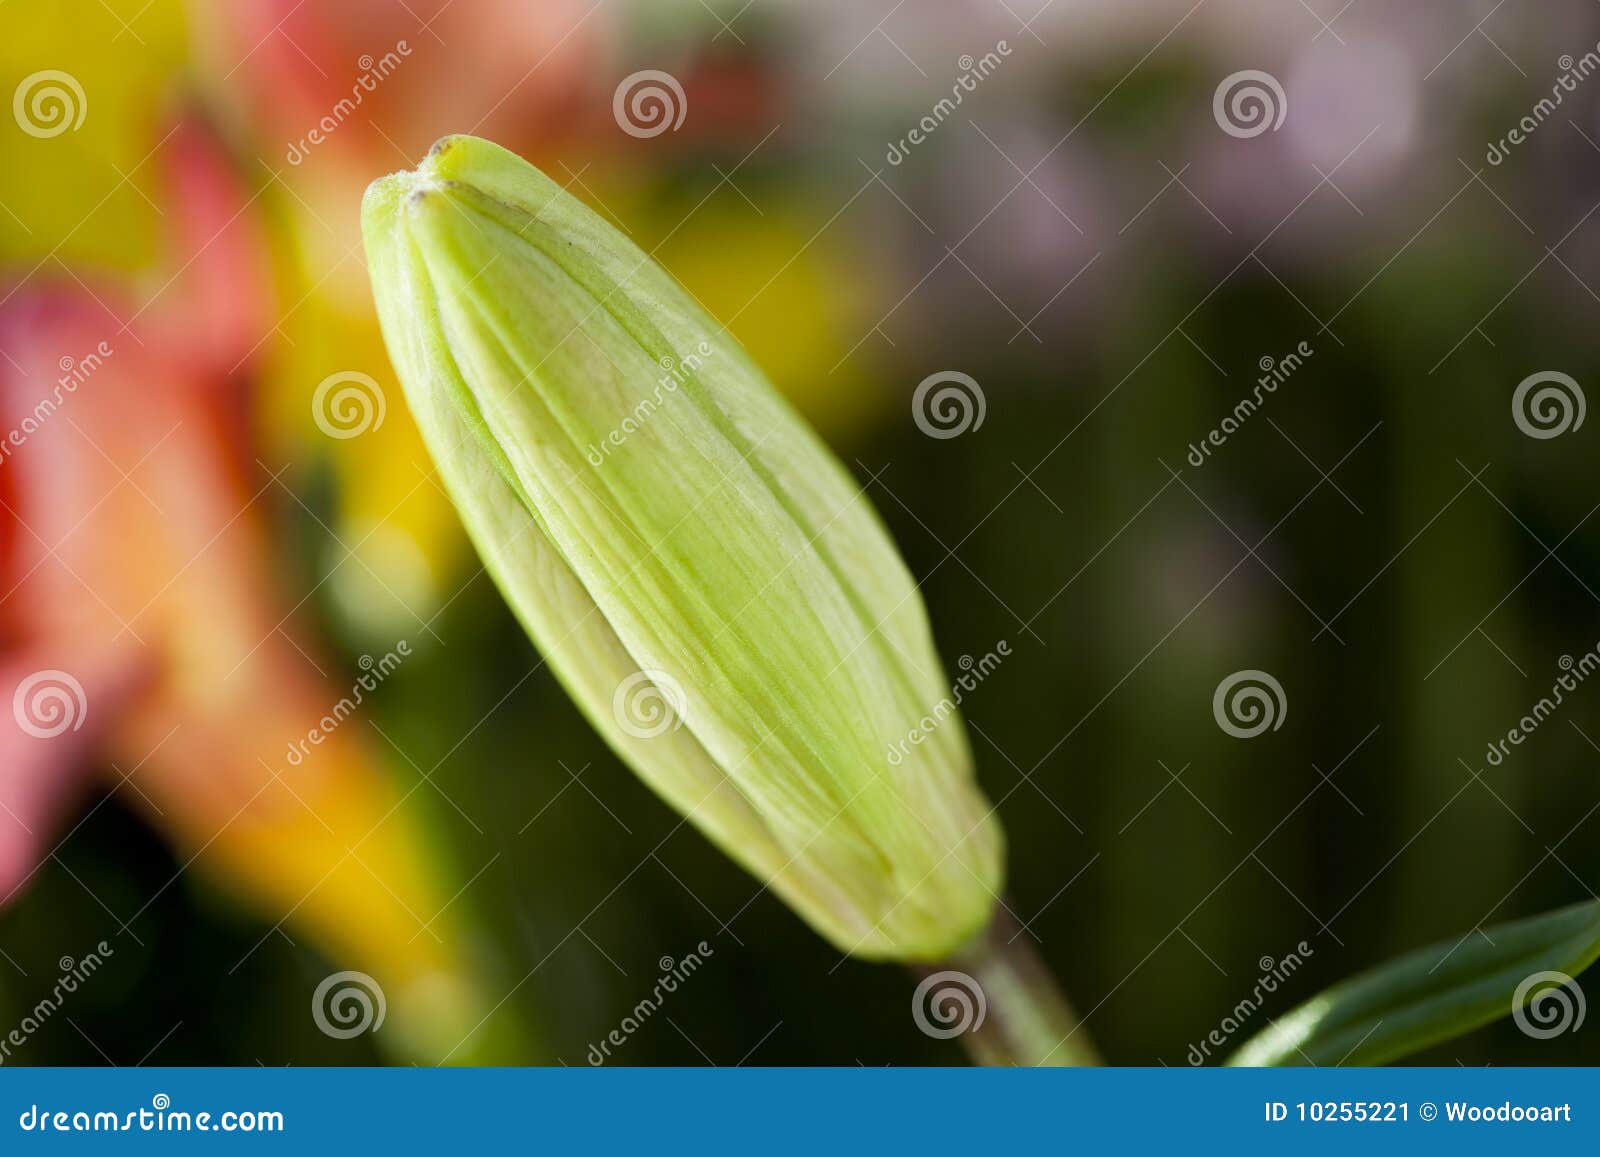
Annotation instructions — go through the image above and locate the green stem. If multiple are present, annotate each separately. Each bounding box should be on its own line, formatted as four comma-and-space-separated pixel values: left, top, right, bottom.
918, 906, 1102, 1066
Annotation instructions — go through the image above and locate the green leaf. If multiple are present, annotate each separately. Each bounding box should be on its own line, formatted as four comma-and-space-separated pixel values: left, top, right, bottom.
1227, 899, 1600, 1066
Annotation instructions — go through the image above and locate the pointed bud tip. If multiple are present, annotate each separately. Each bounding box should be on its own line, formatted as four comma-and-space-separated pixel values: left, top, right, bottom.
363, 136, 518, 238
426, 135, 464, 161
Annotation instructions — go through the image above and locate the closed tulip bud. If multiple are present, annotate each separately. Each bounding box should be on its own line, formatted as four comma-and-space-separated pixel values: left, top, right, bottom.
361, 135, 1002, 961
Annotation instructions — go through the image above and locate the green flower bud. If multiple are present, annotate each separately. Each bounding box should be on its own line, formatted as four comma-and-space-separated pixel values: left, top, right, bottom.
361, 135, 1002, 960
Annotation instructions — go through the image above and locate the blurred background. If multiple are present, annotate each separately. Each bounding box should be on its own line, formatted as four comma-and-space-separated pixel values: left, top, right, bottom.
0, 0, 1598, 1065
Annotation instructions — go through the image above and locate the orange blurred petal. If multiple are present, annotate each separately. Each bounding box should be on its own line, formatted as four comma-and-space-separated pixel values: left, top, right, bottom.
0, 290, 485, 1057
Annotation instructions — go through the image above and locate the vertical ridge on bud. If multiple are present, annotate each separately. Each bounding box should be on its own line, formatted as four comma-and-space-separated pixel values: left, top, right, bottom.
362, 134, 1002, 960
